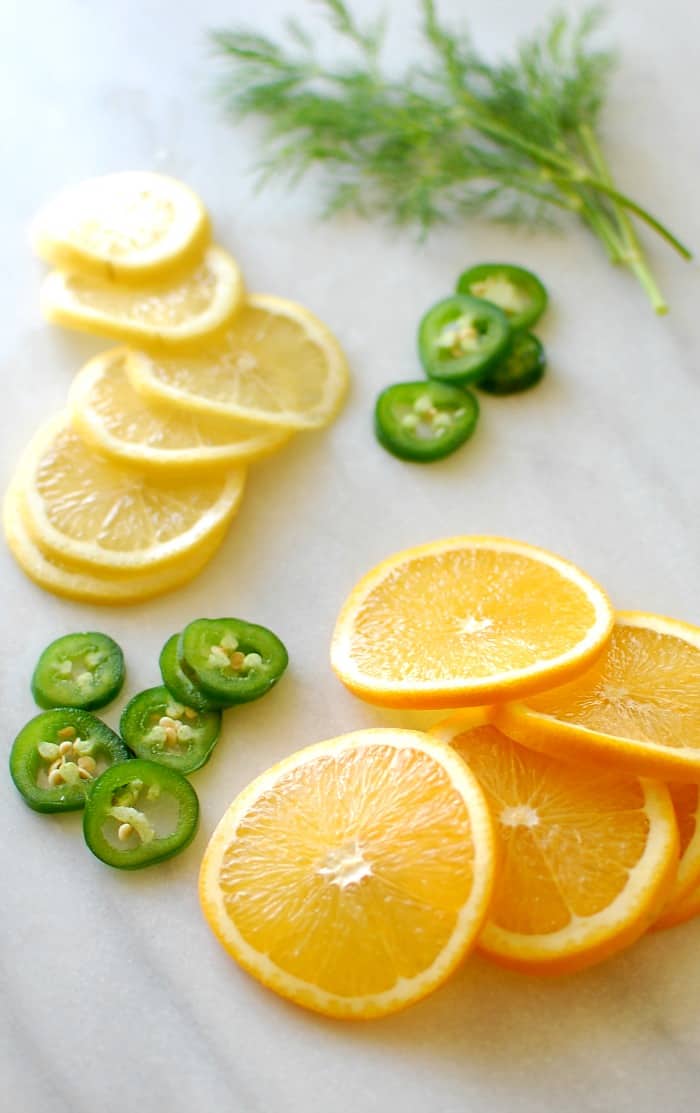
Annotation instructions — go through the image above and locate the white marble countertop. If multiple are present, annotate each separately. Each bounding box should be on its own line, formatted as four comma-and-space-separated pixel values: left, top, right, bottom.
2, 1, 700, 1110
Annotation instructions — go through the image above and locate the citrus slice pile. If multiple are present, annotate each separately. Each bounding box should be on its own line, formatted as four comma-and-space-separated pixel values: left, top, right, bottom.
212, 535, 694, 1015
5, 172, 349, 602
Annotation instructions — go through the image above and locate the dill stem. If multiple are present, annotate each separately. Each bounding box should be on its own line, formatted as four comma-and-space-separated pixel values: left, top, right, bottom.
578, 198, 625, 263
456, 103, 691, 266
577, 123, 668, 313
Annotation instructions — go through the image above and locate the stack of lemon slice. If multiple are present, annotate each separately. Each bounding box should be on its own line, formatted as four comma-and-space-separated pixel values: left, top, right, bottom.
5, 172, 349, 603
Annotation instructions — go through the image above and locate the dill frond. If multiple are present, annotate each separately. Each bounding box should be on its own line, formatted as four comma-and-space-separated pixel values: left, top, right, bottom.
210, 0, 690, 312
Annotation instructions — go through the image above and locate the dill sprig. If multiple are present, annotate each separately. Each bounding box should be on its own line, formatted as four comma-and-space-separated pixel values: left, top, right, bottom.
210, 0, 691, 313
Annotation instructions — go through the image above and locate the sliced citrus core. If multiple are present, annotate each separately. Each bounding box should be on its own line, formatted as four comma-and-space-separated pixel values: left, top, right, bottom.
30, 171, 209, 279
69, 349, 290, 472
654, 782, 700, 929
433, 721, 678, 974
126, 294, 350, 429
19, 412, 245, 573
497, 613, 700, 781
3, 479, 226, 604
199, 728, 496, 1018
40, 245, 243, 347
330, 537, 614, 709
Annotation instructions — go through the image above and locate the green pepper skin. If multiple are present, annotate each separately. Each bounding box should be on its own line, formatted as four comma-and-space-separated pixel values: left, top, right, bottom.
374, 380, 479, 462
10, 709, 131, 814
31, 631, 125, 711
120, 686, 222, 775
178, 618, 288, 706
456, 263, 548, 332
478, 332, 546, 395
83, 759, 199, 870
159, 634, 225, 712
418, 294, 511, 386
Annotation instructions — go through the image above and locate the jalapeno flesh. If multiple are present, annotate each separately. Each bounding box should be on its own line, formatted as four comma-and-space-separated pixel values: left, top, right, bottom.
10, 709, 131, 813
120, 686, 222, 775
478, 332, 546, 395
31, 632, 125, 711
178, 618, 288, 705
83, 759, 199, 869
456, 264, 548, 332
374, 380, 479, 462
418, 294, 511, 385
159, 634, 224, 712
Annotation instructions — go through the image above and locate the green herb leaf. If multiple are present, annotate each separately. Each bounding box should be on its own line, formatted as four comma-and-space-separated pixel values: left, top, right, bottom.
210, 0, 691, 313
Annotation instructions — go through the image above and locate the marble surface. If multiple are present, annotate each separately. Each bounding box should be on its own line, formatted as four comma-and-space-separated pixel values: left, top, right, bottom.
2, 1, 700, 1110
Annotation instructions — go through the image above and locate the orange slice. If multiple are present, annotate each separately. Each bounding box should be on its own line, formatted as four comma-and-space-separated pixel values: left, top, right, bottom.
497, 612, 700, 781
3, 477, 227, 604
69, 349, 291, 472
41, 245, 243, 348
654, 782, 700, 929
431, 719, 678, 974
199, 728, 496, 1019
17, 412, 245, 574
330, 537, 614, 710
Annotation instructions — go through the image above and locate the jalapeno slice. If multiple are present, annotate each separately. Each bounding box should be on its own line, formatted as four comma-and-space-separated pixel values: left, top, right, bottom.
418, 294, 511, 385
374, 380, 479, 462
178, 618, 288, 705
83, 759, 199, 869
120, 686, 221, 774
10, 709, 131, 813
478, 332, 546, 395
31, 632, 125, 711
159, 634, 224, 712
456, 264, 548, 332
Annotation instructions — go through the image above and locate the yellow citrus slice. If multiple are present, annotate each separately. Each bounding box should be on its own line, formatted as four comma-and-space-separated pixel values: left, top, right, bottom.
126, 294, 349, 430
3, 478, 226, 604
18, 411, 245, 574
30, 171, 209, 280
69, 349, 291, 473
432, 719, 679, 974
654, 782, 700, 929
199, 727, 496, 1019
330, 537, 614, 710
496, 613, 700, 781
41, 245, 243, 348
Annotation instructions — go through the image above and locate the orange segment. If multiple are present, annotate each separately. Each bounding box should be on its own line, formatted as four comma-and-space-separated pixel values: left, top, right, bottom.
654, 782, 700, 929
431, 721, 679, 974
199, 728, 496, 1019
497, 612, 700, 781
331, 537, 614, 709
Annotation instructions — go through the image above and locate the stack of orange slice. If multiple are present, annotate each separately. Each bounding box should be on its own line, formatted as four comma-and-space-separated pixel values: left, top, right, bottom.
5, 172, 349, 602
199, 536, 700, 1019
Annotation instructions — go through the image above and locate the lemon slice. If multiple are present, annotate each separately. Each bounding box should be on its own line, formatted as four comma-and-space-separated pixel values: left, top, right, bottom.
69, 349, 292, 473
18, 412, 245, 573
4, 478, 227, 604
41, 245, 244, 348
30, 171, 209, 280
127, 294, 349, 429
